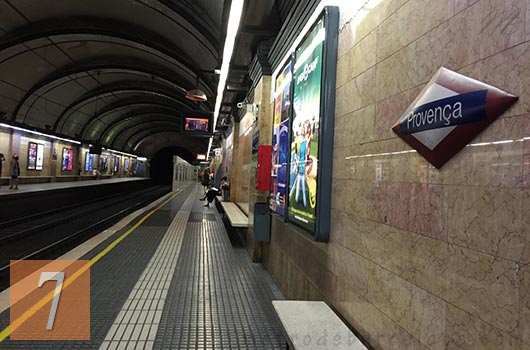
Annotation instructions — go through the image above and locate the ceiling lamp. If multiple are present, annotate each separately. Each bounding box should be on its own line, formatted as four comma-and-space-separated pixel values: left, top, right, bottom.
185, 89, 207, 102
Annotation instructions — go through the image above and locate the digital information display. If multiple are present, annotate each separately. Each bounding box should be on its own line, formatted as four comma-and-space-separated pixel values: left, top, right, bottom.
184, 117, 209, 132
287, 17, 325, 232
270, 60, 293, 216
85, 152, 93, 171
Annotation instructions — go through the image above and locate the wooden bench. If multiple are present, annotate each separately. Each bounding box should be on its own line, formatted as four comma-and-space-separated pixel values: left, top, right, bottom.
220, 202, 250, 228
272, 300, 368, 350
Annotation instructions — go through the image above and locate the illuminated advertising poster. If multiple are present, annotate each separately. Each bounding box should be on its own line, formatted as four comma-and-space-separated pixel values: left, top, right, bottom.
85, 152, 93, 171
124, 158, 129, 172
270, 60, 292, 216
68, 149, 74, 171
27, 142, 37, 170
288, 17, 325, 232
36, 144, 44, 171
62, 148, 69, 171
113, 156, 119, 172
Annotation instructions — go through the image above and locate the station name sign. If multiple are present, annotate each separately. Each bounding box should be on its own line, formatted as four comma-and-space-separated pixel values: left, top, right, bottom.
392, 67, 518, 168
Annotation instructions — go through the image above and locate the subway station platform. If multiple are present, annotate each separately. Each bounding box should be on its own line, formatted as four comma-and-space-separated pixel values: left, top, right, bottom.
0, 184, 285, 350
0, 177, 145, 196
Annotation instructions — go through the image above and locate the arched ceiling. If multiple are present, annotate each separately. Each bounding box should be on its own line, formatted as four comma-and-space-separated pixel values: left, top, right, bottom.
0, 0, 295, 158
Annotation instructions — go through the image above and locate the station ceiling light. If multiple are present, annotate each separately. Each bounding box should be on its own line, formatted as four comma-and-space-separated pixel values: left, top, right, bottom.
208, 0, 245, 159
185, 89, 208, 102
0, 123, 81, 145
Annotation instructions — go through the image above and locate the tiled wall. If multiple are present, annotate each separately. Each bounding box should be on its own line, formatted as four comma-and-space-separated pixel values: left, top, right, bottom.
262, 1, 530, 349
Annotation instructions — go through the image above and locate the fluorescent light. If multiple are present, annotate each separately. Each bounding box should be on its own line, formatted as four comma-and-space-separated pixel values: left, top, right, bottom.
137, 157, 147, 162
213, 0, 245, 131
0, 123, 81, 144
206, 137, 213, 160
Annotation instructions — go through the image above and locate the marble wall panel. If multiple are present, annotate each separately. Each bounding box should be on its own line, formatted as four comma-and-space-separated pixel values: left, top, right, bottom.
443, 245, 519, 335
446, 304, 521, 350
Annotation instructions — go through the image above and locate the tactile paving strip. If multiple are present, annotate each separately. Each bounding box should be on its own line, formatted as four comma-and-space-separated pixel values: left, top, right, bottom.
153, 194, 285, 350
0, 186, 193, 350
97, 189, 195, 350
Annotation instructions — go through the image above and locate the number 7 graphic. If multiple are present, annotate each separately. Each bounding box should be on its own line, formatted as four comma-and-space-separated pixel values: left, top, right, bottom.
38, 271, 65, 330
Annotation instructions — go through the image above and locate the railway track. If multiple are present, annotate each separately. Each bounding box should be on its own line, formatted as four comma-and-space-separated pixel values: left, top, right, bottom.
0, 185, 171, 290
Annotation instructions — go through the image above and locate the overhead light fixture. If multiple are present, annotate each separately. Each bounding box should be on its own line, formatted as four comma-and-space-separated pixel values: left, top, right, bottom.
214, 69, 221, 75
0, 123, 81, 145
185, 89, 208, 102
209, 0, 245, 159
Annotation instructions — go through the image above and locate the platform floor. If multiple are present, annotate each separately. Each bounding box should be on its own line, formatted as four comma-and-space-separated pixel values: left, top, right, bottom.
0, 177, 145, 196
0, 184, 285, 349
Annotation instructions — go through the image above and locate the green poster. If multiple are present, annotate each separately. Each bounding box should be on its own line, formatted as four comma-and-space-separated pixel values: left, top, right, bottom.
288, 17, 325, 232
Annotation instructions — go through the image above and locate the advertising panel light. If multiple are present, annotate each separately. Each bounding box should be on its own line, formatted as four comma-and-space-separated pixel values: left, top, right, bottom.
85, 152, 93, 171
62, 148, 69, 171
67, 149, 73, 171
27, 142, 37, 170
270, 60, 293, 216
36, 144, 44, 171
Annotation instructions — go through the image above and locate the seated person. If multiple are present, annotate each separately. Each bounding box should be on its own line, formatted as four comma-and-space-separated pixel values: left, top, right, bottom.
202, 176, 229, 207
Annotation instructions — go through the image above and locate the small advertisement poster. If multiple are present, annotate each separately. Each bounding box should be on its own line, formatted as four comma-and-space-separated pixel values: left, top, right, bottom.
99, 155, 108, 172
288, 17, 325, 232
113, 156, 119, 172
27, 142, 37, 170
36, 144, 44, 171
68, 149, 73, 171
85, 152, 93, 172
62, 148, 70, 171
270, 60, 292, 216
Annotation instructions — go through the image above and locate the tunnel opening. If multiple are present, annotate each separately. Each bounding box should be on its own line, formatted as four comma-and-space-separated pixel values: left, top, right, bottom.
149, 146, 195, 185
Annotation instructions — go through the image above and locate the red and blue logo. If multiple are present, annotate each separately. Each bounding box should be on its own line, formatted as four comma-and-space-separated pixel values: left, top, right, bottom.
392, 67, 518, 168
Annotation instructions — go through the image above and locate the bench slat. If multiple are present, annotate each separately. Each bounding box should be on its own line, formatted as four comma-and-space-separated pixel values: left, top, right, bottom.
220, 202, 249, 227
272, 300, 367, 350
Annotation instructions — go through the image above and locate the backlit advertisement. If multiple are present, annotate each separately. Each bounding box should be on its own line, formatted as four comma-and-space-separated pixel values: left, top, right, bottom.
288, 16, 325, 232
27, 142, 37, 170
62, 148, 73, 171
270, 60, 292, 216
113, 156, 119, 172
36, 144, 44, 171
85, 152, 93, 171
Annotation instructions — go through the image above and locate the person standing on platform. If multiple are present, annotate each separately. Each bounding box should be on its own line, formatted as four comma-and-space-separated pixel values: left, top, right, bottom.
201, 168, 210, 193
0, 153, 5, 189
9, 154, 20, 190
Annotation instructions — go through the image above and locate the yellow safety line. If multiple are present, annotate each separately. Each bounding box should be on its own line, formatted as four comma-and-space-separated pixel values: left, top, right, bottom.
0, 188, 185, 343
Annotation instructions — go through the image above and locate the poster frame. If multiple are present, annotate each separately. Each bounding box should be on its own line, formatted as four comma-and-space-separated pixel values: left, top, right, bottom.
270, 56, 295, 220
27, 142, 37, 170
286, 6, 339, 242
36, 143, 44, 171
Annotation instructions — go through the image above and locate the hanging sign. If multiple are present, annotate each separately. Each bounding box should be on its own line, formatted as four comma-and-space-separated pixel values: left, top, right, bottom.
392, 67, 518, 168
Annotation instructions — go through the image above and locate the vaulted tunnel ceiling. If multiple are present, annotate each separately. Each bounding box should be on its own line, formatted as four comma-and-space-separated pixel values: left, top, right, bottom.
0, 0, 296, 158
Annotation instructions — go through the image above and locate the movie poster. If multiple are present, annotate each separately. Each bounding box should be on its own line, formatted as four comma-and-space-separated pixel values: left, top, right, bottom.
270, 60, 292, 216
27, 142, 37, 170
85, 152, 93, 171
36, 144, 44, 171
287, 17, 325, 232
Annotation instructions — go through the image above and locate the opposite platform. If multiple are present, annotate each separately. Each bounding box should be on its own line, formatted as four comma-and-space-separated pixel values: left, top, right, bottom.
0, 177, 145, 196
